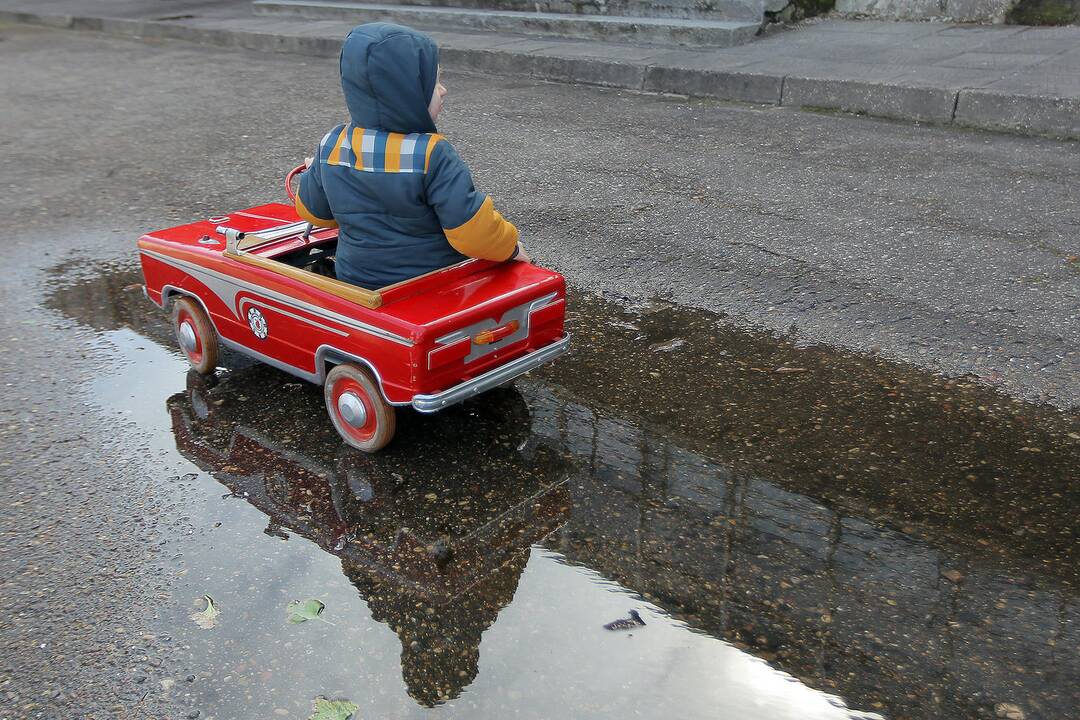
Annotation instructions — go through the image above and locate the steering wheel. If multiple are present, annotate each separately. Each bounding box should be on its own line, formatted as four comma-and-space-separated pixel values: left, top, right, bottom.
285, 163, 306, 202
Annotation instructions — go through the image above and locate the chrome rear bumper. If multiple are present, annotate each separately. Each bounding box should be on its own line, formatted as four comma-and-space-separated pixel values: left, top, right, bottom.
411, 334, 570, 414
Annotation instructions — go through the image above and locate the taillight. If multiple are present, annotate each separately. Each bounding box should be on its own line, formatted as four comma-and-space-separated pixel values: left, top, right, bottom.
427, 292, 564, 370
473, 320, 519, 345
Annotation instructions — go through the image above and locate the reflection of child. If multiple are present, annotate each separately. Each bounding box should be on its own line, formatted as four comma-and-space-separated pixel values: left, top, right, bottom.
295, 22, 528, 289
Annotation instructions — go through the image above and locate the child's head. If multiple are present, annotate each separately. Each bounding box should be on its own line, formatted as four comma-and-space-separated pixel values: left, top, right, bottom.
339, 23, 442, 133
428, 67, 448, 123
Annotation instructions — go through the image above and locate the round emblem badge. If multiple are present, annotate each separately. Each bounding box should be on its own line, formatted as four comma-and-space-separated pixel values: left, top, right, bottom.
247, 307, 268, 339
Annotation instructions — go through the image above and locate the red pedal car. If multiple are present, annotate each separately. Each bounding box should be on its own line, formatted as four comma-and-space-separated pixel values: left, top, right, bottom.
138, 165, 569, 451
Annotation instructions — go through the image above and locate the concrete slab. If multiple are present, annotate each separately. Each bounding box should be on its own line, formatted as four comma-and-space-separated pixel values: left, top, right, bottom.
644, 48, 762, 71
885, 66, 1015, 90
1052, 47, 1080, 71
253, 1, 763, 47
936, 52, 1060, 70
424, 29, 520, 51
529, 41, 667, 62
470, 37, 561, 53
739, 57, 907, 82
795, 19, 942, 35
932, 25, 1028, 38
971, 27, 1080, 54
981, 71, 1080, 99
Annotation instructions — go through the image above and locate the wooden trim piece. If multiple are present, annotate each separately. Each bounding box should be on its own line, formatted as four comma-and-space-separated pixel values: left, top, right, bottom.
237, 233, 274, 251
224, 250, 383, 309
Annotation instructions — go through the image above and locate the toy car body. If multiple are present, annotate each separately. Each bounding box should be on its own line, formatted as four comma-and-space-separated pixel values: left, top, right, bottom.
138, 200, 569, 450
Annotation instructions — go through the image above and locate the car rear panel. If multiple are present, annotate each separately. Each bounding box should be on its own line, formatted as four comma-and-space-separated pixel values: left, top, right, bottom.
382, 262, 567, 395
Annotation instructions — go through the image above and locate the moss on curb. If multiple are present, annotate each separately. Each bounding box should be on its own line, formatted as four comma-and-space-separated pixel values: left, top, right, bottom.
765, 0, 836, 25
1006, 0, 1079, 24
794, 0, 837, 16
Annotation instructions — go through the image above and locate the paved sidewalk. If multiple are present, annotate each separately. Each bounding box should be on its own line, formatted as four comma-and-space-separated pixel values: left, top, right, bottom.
1, 0, 1078, 139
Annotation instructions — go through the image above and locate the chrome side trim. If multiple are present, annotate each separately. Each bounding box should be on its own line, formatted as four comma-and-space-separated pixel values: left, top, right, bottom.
158, 288, 392, 398
220, 337, 320, 384
238, 297, 349, 337
412, 334, 570, 414
140, 248, 413, 346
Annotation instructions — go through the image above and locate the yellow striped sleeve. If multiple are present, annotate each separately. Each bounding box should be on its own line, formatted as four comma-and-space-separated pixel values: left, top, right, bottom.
351, 126, 365, 171
424, 133, 445, 173
443, 196, 519, 261
295, 193, 338, 228
327, 126, 348, 166
384, 132, 403, 173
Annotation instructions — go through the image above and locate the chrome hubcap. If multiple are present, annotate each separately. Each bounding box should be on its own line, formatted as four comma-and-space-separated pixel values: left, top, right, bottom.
337, 391, 367, 428
178, 321, 198, 353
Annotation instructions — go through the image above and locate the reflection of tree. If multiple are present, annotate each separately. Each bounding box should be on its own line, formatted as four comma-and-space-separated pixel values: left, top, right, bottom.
167, 368, 571, 707
524, 382, 1080, 720
345, 550, 528, 707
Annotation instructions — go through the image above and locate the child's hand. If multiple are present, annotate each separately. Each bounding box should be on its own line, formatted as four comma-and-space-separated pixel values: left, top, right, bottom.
512, 243, 531, 263
304, 156, 314, 169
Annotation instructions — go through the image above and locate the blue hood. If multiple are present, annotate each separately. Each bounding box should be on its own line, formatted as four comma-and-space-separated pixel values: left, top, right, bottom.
339, 23, 439, 134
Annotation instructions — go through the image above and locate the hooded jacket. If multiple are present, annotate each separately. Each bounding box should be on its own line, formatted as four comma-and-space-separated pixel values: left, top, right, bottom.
295, 23, 519, 289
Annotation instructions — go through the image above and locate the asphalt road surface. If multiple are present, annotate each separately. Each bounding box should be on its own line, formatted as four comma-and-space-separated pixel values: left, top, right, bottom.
1, 23, 1077, 720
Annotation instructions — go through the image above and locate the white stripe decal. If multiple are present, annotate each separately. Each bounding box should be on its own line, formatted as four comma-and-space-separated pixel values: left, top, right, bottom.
139, 248, 413, 346
239, 298, 349, 337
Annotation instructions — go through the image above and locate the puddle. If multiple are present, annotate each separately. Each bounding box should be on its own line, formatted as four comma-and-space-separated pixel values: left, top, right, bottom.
45, 263, 1079, 720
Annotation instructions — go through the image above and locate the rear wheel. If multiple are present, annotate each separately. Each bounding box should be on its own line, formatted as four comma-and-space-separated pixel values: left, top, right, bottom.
171, 297, 218, 375
325, 363, 396, 452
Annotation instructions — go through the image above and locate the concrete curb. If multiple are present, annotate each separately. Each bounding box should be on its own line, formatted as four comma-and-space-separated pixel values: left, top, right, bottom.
954, 90, 1080, 140
1, 9, 1076, 141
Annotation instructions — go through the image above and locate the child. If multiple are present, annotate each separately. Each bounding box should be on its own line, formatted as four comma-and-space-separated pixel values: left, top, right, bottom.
295, 22, 528, 289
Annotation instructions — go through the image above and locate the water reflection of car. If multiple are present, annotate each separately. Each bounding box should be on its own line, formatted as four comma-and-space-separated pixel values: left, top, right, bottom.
167, 368, 573, 705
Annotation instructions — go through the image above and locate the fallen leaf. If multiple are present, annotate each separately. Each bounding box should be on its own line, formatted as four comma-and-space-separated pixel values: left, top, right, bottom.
942, 570, 964, 584
288, 599, 333, 625
192, 595, 220, 629
994, 702, 1025, 720
308, 697, 358, 720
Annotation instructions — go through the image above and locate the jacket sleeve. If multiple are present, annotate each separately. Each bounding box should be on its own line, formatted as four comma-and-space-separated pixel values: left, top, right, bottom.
424, 140, 519, 262
295, 139, 338, 228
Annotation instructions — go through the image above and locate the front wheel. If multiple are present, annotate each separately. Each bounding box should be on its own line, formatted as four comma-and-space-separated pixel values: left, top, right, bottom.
324, 363, 396, 452
171, 297, 218, 374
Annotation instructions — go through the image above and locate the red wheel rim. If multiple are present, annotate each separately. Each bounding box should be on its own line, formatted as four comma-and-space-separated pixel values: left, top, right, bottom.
176, 307, 204, 366
330, 376, 378, 443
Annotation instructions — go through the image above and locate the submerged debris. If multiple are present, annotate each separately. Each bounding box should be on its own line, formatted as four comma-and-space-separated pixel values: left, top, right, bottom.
308, 697, 358, 720
191, 595, 220, 629
604, 609, 646, 631
287, 599, 334, 625
649, 338, 687, 353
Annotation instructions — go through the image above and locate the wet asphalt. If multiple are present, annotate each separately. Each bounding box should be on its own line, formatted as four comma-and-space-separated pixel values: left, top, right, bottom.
0, 22, 1078, 720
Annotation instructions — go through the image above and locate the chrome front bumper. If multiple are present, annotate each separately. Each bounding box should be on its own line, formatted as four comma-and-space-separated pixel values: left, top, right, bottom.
411, 334, 570, 414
